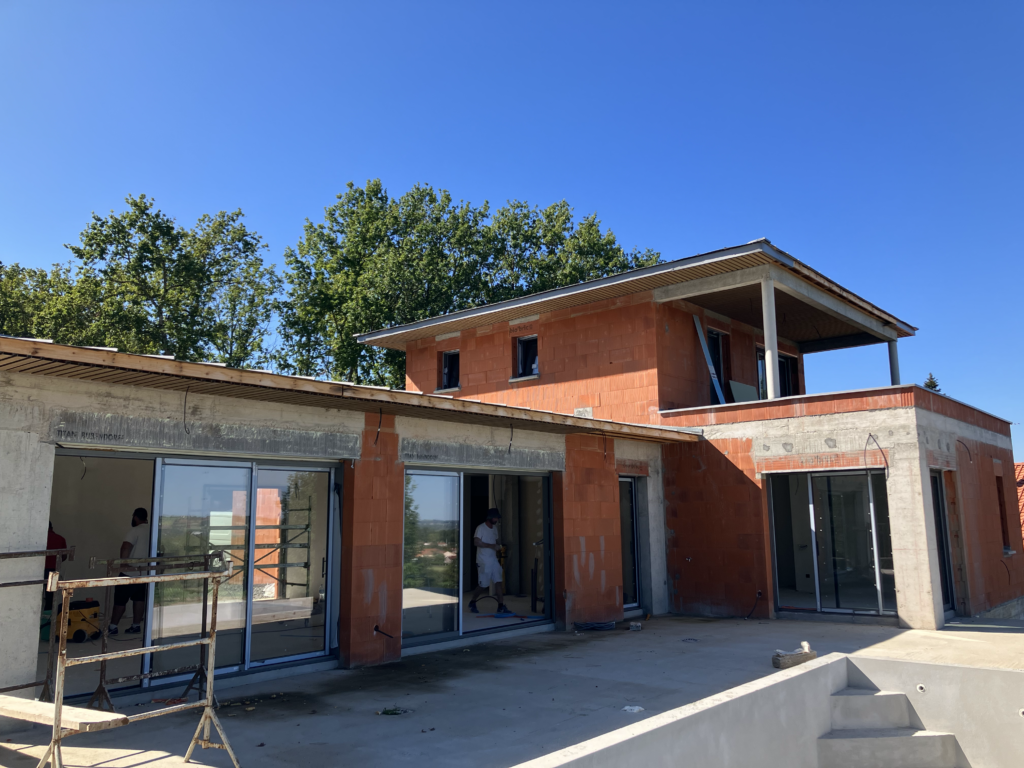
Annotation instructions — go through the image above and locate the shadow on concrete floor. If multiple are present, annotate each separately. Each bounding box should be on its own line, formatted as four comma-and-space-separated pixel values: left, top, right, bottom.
1, 615, 1019, 768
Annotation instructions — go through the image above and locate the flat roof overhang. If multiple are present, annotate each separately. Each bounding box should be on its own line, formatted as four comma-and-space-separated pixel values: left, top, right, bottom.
0, 337, 698, 445
355, 239, 917, 354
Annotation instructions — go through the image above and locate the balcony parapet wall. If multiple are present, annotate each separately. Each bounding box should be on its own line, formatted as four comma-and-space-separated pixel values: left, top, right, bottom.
658, 384, 1011, 438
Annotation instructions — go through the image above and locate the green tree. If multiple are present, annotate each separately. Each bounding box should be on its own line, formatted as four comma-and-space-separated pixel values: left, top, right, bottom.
65, 194, 280, 367
923, 373, 941, 392
277, 180, 661, 386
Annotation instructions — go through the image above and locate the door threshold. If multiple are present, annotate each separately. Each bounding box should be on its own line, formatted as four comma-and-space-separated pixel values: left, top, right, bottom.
776, 610, 898, 627
402, 622, 554, 657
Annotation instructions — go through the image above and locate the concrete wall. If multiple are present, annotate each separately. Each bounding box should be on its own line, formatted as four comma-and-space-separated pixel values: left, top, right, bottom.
915, 407, 1024, 615
658, 388, 1020, 629
514, 653, 848, 768
661, 402, 938, 628
0, 422, 55, 696
848, 656, 1024, 768
0, 369, 662, 681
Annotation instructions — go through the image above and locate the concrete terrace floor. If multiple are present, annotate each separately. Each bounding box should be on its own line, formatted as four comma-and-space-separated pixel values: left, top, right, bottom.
1, 616, 1021, 768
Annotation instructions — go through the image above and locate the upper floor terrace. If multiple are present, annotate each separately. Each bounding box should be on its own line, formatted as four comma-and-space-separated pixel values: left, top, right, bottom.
357, 239, 917, 425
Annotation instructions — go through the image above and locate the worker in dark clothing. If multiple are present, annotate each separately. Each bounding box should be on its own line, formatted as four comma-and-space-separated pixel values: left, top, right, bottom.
108, 508, 150, 635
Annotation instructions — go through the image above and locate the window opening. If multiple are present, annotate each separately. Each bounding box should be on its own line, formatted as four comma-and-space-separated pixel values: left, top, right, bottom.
706, 329, 729, 404
757, 348, 798, 399
441, 351, 460, 390
516, 336, 538, 378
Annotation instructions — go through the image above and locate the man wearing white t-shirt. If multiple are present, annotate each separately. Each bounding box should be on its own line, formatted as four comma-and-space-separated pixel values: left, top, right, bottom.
468, 508, 509, 615
108, 507, 150, 636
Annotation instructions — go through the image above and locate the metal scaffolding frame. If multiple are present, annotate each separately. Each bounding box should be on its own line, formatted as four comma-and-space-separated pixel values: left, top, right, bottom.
85, 551, 225, 711
34, 564, 240, 768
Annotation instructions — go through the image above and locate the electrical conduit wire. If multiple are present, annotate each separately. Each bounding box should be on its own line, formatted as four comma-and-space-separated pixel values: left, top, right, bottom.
863, 433, 889, 479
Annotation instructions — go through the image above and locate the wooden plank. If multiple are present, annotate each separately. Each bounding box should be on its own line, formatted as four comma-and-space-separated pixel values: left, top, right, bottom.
0, 695, 128, 732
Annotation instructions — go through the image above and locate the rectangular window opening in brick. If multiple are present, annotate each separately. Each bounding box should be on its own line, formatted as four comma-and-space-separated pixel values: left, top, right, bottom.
516, 336, 538, 378
440, 350, 460, 390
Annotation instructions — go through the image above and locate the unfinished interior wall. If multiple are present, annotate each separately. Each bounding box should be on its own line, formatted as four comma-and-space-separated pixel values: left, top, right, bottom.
552, 435, 624, 628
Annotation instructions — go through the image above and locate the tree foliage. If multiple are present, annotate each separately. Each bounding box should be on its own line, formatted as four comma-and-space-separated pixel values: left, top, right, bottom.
275, 180, 660, 386
1, 195, 279, 368
923, 372, 941, 392
2, 183, 659, 384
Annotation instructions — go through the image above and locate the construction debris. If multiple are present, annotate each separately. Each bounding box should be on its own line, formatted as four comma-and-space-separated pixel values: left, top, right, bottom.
772, 641, 817, 669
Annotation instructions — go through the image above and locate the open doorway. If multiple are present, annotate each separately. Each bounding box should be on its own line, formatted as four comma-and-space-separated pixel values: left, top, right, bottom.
461, 474, 549, 632
45, 455, 155, 696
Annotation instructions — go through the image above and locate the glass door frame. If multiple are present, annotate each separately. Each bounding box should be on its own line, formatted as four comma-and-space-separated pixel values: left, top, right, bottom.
145, 456, 338, 685
402, 469, 464, 644
768, 469, 893, 617
402, 467, 555, 646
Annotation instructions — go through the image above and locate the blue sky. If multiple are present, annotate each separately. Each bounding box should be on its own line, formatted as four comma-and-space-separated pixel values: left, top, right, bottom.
1, 2, 1021, 456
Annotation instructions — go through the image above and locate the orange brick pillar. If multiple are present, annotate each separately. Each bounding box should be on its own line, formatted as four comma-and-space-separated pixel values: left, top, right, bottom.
552, 435, 625, 629
337, 412, 404, 667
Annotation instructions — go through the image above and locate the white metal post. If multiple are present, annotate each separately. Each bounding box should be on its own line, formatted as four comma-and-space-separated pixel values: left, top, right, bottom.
888, 340, 901, 385
761, 277, 780, 399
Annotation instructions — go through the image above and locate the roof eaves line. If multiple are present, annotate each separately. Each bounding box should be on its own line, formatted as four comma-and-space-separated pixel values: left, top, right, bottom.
354, 242, 779, 343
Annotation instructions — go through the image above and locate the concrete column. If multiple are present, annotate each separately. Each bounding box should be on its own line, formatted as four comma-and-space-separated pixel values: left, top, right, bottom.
888, 340, 901, 386
760, 277, 780, 399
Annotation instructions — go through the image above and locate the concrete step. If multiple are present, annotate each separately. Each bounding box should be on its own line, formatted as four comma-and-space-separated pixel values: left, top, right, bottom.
831, 687, 911, 729
818, 728, 957, 768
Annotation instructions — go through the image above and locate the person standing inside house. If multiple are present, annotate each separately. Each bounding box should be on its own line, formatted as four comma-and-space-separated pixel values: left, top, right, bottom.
468, 508, 509, 615
108, 507, 150, 635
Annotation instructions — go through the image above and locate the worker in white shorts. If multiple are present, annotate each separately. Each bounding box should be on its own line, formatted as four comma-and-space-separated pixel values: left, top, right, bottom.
469, 508, 509, 614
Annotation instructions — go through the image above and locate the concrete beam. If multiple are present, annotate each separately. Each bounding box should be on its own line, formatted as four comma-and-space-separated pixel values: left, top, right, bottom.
769, 265, 898, 342
799, 333, 885, 354
653, 265, 771, 304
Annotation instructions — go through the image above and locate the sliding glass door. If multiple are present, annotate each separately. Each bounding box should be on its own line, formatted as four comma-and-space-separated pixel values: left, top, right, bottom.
402, 472, 461, 640
149, 459, 334, 678
770, 470, 895, 615
152, 462, 251, 673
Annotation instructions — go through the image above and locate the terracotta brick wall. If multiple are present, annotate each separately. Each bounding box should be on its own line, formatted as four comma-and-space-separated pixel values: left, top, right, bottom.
551, 435, 625, 627
951, 441, 1024, 614
662, 437, 771, 618
405, 293, 805, 422
405, 295, 662, 423
337, 412, 404, 667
